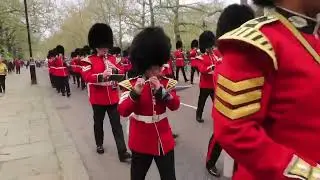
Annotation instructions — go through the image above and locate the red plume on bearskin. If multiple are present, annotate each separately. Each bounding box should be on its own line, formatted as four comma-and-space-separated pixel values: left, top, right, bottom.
88, 23, 113, 49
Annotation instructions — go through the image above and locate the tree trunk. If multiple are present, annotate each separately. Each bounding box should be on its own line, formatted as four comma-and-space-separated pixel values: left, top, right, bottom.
141, 0, 146, 28
173, 0, 181, 42
148, 0, 155, 26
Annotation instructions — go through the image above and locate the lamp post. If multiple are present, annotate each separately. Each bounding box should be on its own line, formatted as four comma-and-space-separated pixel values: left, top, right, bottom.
23, 0, 37, 84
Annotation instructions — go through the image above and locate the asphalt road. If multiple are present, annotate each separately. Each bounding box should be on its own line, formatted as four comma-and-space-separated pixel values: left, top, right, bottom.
38, 68, 230, 180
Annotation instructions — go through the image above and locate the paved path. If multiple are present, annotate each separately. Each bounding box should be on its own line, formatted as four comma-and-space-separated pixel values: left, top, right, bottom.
0, 68, 89, 180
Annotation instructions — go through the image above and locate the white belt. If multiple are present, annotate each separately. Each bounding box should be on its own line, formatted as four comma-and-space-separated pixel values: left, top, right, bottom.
88, 82, 114, 86
53, 67, 67, 69
176, 58, 183, 60
131, 113, 167, 124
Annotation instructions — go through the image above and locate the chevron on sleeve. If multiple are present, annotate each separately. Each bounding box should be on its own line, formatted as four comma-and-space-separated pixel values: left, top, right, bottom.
166, 78, 178, 91
214, 74, 265, 120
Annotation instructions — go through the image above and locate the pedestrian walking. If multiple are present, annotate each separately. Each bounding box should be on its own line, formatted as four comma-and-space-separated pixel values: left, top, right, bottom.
15, 59, 21, 74
118, 27, 180, 180
0, 56, 8, 95
213, 0, 320, 179
81, 23, 131, 162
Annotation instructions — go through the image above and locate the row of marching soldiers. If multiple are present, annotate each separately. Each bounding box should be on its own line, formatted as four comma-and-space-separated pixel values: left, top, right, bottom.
45, 4, 254, 179
46, 0, 320, 179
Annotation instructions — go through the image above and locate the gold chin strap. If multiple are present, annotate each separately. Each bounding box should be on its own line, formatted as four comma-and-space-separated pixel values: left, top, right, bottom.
274, 12, 320, 64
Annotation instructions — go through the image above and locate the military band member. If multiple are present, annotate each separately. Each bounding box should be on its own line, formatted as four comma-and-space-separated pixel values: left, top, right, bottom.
54, 45, 71, 97
205, 4, 255, 177
47, 50, 56, 88
195, 31, 220, 123
189, 39, 200, 84
174, 40, 188, 82
118, 27, 180, 180
213, 0, 320, 179
81, 23, 131, 162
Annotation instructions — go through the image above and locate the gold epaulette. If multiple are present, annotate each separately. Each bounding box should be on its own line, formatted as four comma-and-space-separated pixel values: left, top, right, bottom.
81, 56, 91, 64
219, 16, 279, 70
118, 79, 133, 91
163, 77, 178, 91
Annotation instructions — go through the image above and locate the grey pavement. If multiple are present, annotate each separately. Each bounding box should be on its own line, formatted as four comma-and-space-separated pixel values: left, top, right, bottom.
43, 68, 231, 180
0, 68, 89, 180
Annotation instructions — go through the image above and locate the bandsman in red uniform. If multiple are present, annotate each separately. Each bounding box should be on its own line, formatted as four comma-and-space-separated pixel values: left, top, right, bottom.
161, 57, 175, 79
205, 4, 255, 177
118, 27, 180, 180
54, 45, 70, 97
47, 50, 56, 88
81, 23, 131, 162
195, 31, 221, 123
70, 51, 78, 86
174, 40, 188, 82
189, 39, 200, 84
213, 0, 320, 179
121, 49, 132, 78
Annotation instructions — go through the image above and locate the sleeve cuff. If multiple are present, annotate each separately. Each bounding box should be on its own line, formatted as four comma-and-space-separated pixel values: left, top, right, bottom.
112, 68, 118, 74
129, 90, 140, 101
97, 74, 104, 82
155, 87, 172, 101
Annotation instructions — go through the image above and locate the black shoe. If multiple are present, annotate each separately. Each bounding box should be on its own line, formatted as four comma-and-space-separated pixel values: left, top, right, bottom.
67, 93, 71, 97
119, 152, 131, 163
207, 166, 220, 177
96, 146, 105, 154
62, 93, 66, 96
173, 134, 179, 139
196, 118, 204, 123
185, 79, 189, 83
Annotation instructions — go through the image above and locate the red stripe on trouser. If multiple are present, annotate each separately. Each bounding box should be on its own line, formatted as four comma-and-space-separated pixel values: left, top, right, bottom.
206, 134, 215, 162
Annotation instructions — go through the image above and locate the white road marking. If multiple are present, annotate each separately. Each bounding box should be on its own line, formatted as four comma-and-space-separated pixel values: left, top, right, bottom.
180, 102, 197, 110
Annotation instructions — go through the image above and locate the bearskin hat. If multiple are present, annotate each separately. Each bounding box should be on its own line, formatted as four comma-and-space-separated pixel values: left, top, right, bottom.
122, 50, 129, 57
199, 31, 215, 53
56, 45, 65, 55
82, 45, 91, 56
88, 23, 113, 49
216, 4, 255, 38
130, 27, 171, 74
111, 47, 121, 55
71, 51, 77, 58
52, 48, 58, 57
47, 50, 53, 59
74, 48, 81, 56
191, 39, 199, 48
176, 40, 183, 49
252, 0, 274, 7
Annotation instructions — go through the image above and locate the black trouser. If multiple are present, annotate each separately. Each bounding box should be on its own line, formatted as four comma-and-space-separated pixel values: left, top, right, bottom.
176, 66, 188, 82
75, 73, 81, 88
196, 88, 214, 119
131, 150, 176, 180
72, 73, 77, 84
57, 76, 70, 95
0, 75, 5, 93
92, 104, 127, 155
190, 66, 199, 84
16, 66, 20, 74
206, 134, 222, 169
49, 74, 55, 88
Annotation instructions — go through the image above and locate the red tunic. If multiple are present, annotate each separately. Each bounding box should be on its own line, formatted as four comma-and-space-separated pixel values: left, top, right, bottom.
81, 54, 120, 106
189, 48, 199, 67
161, 59, 174, 76
213, 13, 320, 180
121, 57, 132, 73
118, 77, 180, 155
48, 57, 55, 74
196, 50, 221, 89
54, 56, 68, 77
173, 49, 185, 67
70, 57, 81, 73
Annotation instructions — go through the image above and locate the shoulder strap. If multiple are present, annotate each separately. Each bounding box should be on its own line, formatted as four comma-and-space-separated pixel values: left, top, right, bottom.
219, 16, 279, 70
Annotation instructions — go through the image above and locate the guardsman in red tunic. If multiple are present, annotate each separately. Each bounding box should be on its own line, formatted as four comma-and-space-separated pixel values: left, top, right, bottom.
205, 4, 255, 177
70, 51, 78, 85
161, 58, 175, 79
47, 50, 56, 88
173, 41, 188, 82
195, 31, 221, 123
121, 49, 132, 78
213, 0, 320, 179
118, 27, 180, 180
189, 39, 200, 84
81, 23, 131, 162
54, 45, 70, 97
